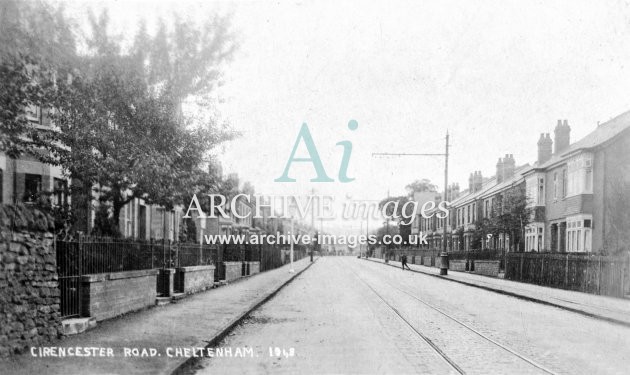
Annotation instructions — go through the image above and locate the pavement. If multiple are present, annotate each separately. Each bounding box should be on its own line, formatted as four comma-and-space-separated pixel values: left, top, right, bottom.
191, 257, 630, 374
0, 258, 314, 375
366, 256, 630, 327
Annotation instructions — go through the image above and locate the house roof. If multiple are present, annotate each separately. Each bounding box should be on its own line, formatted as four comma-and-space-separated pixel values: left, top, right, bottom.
478, 164, 529, 199
527, 110, 630, 172
566, 110, 630, 154
447, 164, 529, 208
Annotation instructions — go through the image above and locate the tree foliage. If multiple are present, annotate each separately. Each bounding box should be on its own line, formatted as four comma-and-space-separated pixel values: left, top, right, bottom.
405, 179, 438, 196
1, 1, 238, 236
473, 186, 531, 251
0, 0, 76, 158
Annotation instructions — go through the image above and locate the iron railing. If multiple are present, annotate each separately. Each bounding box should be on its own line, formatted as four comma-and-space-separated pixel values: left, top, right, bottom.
56, 237, 311, 318
505, 252, 630, 297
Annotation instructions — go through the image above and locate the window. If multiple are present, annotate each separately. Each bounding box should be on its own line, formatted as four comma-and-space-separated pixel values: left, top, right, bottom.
25, 104, 42, 124
53, 178, 68, 207
553, 173, 558, 199
24, 174, 42, 203
562, 169, 568, 198
123, 203, 132, 237
567, 155, 593, 196
585, 168, 592, 192
566, 216, 592, 252
538, 178, 544, 204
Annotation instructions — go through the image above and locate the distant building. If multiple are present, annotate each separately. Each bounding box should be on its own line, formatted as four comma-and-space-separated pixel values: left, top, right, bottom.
419, 112, 630, 254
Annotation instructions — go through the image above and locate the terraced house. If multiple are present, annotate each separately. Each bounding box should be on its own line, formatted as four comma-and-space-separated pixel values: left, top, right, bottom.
0, 104, 68, 208
418, 111, 630, 254
523, 113, 630, 253
0, 102, 183, 241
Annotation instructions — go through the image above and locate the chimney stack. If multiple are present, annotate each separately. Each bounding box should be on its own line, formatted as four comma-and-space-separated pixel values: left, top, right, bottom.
503, 154, 515, 180
537, 133, 553, 164
554, 119, 571, 154
452, 183, 460, 199
496, 157, 504, 184
473, 171, 483, 192
468, 173, 474, 192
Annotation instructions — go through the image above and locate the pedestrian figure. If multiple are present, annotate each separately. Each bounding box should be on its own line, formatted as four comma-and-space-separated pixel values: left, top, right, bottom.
401, 254, 411, 270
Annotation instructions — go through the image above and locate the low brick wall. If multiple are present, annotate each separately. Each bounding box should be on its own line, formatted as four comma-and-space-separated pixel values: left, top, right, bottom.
423, 256, 433, 267
223, 261, 242, 282
246, 261, 260, 275
175, 265, 216, 294
0, 204, 61, 358
81, 269, 158, 322
473, 260, 501, 277
449, 260, 467, 272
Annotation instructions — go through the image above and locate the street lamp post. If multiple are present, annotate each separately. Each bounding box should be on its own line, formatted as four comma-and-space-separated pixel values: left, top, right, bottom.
289, 217, 295, 273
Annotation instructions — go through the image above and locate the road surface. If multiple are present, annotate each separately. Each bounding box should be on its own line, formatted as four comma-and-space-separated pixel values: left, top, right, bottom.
188, 257, 630, 374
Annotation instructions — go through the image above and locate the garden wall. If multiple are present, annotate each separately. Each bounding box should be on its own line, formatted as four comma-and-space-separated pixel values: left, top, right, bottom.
0, 204, 61, 358
448, 260, 467, 272
223, 261, 242, 282
81, 269, 157, 321
473, 260, 501, 277
246, 261, 260, 275
175, 265, 216, 294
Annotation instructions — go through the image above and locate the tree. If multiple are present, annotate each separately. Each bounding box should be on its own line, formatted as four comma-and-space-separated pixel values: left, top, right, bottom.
42, 10, 237, 232
0, 0, 75, 158
486, 186, 531, 251
405, 179, 438, 196
378, 195, 414, 246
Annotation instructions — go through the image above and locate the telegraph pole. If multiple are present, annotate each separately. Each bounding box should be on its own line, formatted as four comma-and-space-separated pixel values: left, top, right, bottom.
442, 131, 449, 273
373, 131, 450, 274
310, 188, 315, 262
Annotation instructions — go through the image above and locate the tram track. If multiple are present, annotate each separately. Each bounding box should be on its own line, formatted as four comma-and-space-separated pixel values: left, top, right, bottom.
347, 259, 559, 375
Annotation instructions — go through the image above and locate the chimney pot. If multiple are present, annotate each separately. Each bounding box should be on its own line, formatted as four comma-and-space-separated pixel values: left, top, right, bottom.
554, 119, 571, 154
538, 132, 553, 164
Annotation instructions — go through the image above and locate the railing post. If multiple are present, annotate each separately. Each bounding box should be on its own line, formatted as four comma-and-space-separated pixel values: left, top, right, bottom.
199, 240, 203, 266
584, 256, 590, 293
173, 239, 177, 268
564, 254, 569, 288
597, 255, 602, 295
540, 253, 544, 285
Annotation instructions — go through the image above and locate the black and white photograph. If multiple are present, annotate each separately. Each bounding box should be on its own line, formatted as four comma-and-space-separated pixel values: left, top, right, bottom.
1, 0, 630, 374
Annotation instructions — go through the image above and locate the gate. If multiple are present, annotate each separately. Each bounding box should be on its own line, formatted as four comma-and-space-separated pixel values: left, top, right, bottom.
56, 239, 82, 318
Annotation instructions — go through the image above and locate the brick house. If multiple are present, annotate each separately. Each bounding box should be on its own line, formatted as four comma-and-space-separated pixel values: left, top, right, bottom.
0, 105, 68, 209
0, 102, 183, 241
523, 113, 630, 253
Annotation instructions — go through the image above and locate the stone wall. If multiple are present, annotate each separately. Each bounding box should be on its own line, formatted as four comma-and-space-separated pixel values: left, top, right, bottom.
0, 204, 61, 358
175, 265, 216, 294
223, 261, 242, 282
473, 260, 501, 277
81, 269, 157, 322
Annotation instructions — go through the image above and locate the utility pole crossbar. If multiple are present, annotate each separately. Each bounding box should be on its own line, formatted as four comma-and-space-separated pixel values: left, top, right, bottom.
372, 132, 450, 274
372, 153, 446, 157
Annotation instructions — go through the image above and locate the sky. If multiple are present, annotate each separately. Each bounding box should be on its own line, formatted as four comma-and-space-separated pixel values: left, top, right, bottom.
62, 0, 630, 232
